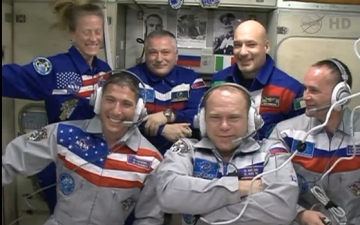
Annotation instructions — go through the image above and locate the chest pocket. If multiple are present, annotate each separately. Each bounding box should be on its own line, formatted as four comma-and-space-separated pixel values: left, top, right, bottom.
193, 158, 219, 180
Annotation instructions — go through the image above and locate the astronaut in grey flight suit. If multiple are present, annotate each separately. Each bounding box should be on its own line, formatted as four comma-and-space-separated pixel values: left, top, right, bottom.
2, 71, 164, 225
270, 59, 360, 225
155, 83, 300, 225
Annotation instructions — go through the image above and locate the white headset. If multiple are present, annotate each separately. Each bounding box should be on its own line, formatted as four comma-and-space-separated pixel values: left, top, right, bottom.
193, 83, 264, 138
327, 58, 352, 111
89, 69, 148, 123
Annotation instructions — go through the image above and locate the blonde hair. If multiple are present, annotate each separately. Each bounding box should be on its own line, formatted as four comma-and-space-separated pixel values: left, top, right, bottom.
52, 0, 104, 31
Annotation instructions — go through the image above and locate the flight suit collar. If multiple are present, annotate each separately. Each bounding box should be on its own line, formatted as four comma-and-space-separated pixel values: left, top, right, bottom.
194, 137, 261, 154
143, 63, 177, 84
229, 54, 275, 88
309, 107, 353, 136
68, 45, 99, 74
85, 116, 141, 152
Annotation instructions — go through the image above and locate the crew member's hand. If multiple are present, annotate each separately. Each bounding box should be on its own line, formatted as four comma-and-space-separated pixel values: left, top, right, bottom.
238, 179, 262, 197
143, 112, 168, 136
297, 210, 328, 225
162, 123, 192, 142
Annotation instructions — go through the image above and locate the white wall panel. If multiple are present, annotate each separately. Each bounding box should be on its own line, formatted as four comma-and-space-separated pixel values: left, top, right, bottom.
276, 10, 360, 109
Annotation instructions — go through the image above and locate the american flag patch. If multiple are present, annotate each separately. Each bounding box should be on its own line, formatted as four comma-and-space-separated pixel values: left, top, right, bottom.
52, 71, 110, 98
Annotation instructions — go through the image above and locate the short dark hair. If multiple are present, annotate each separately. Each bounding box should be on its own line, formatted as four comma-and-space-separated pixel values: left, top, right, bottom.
312, 58, 352, 88
102, 71, 140, 101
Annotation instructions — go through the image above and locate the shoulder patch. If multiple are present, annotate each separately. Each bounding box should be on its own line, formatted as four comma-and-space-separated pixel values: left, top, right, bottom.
261, 95, 280, 107
294, 97, 306, 110
33, 57, 52, 75
170, 139, 191, 154
349, 181, 360, 196
27, 127, 48, 141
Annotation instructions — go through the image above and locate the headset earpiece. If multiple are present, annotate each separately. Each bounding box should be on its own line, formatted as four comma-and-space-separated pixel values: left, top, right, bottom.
90, 87, 103, 115
198, 108, 206, 136
89, 70, 148, 122
331, 82, 351, 111
133, 98, 147, 122
327, 58, 352, 111
194, 83, 264, 137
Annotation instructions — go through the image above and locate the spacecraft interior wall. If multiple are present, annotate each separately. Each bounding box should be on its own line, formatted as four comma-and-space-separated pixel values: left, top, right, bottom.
124, 7, 269, 74
275, 9, 360, 109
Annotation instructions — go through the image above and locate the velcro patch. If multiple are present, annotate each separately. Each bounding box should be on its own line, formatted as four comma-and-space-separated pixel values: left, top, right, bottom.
33, 57, 52, 75
127, 155, 152, 170
261, 95, 280, 107
349, 181, 360, 196
193, 158, 219, 179
294, 97, 306, 110
347, 144, 360, 156
170, 139, 190, 154
27, 127, 48, 141
122, 198, 136, 211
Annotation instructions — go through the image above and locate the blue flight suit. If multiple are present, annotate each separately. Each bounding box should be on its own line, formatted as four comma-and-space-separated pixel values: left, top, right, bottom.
126, 63, 207, 225
128, 63, 208, 155
211, 54, 306, 140
2, 45, 111, 214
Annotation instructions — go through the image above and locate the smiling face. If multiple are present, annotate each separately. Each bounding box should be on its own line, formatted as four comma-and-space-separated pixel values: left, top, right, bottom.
99, 84, 137, 140
145, 35, 178, 77
70, 14, 104, 62
233, 20, 269, 78
303, 66, 339, 120
205, 87, 249, 153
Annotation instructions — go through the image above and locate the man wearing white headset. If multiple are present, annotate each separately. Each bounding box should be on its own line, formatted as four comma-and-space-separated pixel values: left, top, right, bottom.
155, 83, 300, 225
270, 58, 360, 225
2, 71, 164, 225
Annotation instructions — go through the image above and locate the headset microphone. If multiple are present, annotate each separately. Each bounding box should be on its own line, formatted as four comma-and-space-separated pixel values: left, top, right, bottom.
122, 121, 137, 126
122, 119, 144, 126
232, 128, 262, 146
308, 105, 331, 114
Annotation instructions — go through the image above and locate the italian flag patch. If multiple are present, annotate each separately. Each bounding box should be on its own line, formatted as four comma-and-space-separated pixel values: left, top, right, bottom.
214, 55, 236, 71
294, 98, 306, 110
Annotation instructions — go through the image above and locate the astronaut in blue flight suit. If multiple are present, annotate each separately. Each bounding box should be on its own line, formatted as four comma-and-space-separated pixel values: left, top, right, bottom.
1, 1, 111, 215
211, 20, 305, 140
127, 30, 207, 225
128, 30, 207, 155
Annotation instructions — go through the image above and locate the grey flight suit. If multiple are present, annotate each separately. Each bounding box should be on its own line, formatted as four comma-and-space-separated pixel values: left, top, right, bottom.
270, 107, 360, 225
155, 137, 300, 225
2, 116, 164, 225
